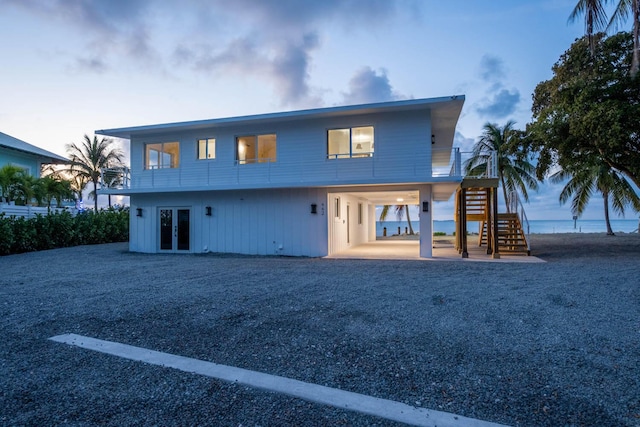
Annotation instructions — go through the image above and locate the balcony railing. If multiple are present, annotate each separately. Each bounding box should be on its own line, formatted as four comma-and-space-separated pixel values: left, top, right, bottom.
100, 167, 131, 191
99, 148, 499, 192
432, 148, 498, 179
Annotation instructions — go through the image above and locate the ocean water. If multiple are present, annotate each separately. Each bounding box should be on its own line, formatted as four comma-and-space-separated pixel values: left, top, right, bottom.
376, 219, 640, 236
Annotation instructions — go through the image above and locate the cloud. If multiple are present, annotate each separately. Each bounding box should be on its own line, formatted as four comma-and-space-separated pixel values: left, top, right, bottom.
473, 54, 520, 119
478, 54, 506, 82
341, 67, 402, 104
6, 0, 417, 106
476, 88, 521, 118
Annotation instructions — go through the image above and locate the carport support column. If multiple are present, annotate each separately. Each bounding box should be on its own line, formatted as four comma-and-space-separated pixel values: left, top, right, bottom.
418, 185, 432, 258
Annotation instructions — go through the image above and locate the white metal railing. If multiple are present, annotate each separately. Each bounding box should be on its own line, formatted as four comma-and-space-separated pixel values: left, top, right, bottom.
100, 167, 131, 191
507, 190, 531, 251
433, 148, 498, 179
101, 147, 481, 191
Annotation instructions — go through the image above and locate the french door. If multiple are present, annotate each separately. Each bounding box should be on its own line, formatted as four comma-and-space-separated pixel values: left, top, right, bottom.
159, 207, 191, 252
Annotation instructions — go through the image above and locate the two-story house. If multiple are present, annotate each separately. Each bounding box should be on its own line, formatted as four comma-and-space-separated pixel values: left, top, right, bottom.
97, 96, 472, 258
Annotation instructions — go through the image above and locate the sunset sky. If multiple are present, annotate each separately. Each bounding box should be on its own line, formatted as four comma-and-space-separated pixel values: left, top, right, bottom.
0, 0, 634, 220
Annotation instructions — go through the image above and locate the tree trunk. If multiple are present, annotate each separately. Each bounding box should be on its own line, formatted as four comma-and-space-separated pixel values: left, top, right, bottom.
632, 0, 639, 78
93, 180, 98, 211
108, 194, 112, 208
405, 205, 415, 235
500, 176, 510, 213
604, 192, 615, 235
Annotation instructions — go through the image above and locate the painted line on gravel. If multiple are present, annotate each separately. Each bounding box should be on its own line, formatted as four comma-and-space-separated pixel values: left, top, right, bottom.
49, 333, 508, 427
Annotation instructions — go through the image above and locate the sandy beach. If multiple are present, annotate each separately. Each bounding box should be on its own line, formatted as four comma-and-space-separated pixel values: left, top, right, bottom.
1, 233, 639, 426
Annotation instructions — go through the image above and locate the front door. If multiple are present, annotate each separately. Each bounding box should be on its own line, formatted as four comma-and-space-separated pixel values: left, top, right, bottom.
159, 208, 190, 252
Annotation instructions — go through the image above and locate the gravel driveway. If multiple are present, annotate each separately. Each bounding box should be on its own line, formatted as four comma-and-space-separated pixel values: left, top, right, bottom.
1, 233, 639, 426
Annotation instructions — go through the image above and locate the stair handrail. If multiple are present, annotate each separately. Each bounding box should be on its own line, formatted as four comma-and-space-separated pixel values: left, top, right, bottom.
507, 190, 530, 251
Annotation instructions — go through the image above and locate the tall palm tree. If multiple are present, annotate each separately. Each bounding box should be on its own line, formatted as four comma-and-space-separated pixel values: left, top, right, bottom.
551, 163, 640, 235
464, 121, 538, 211
570, 0, 640, 77
66, 134, 124, 211
380, 204, 414, 235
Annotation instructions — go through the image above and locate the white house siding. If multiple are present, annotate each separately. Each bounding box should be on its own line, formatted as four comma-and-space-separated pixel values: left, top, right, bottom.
128, 109, 432, 192
130, 188, 329, 256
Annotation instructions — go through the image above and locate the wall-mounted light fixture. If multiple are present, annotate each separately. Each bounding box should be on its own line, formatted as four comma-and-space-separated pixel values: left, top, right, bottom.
422, 201, 429, 212
205, 206, 212, 216
136, 208, 143, 217
431, 134, 435, 144
310, 203, 317, 214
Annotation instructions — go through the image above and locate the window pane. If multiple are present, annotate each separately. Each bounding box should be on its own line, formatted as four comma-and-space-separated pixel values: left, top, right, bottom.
237, 136, 256, 164
164, 142, 180, 168
198, 139, 207, 160
352, 126, 374, 157
328, 129, 350, 159
198, 138, 215, 160
146, 143, 162, 169
258, 134, 276, 163
207, 139, 215, 159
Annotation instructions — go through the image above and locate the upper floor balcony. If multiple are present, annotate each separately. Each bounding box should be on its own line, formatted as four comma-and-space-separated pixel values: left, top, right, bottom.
98, 148, 498, 194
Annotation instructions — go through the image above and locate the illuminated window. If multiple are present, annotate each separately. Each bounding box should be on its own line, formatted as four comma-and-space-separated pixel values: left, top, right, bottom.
236, 134, 276, 164
198, 138, 216, 160
145, 142, 180, 169
327, 126, 374, 159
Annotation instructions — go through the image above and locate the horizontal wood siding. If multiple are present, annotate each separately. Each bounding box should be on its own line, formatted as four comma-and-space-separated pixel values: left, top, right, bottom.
130, 188, 328, 256
128, 110, 434, 191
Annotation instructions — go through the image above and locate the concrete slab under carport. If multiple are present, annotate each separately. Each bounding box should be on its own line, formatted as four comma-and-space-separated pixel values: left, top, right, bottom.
326, 237, 545, 263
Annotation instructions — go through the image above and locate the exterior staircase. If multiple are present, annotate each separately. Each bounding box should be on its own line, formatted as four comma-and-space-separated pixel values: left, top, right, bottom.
456, 184, 531, 257
480, 213, 530, 255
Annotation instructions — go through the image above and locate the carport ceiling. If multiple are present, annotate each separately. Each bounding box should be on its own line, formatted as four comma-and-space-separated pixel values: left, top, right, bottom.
341, 191, 419, 205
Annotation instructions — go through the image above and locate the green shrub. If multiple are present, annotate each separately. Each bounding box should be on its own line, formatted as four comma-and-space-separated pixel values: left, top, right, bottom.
0, 207, 129, 256
433, 231, 447, 236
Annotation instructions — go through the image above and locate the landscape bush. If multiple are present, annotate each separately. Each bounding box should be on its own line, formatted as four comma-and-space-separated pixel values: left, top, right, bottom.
0, 207, 129, 256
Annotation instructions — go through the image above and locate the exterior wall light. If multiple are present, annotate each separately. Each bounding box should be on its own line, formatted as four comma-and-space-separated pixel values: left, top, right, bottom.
205, 206, 212, 216
422, 201, 429, 212
136, 208, 143, 217
431, 134, 435, 144
310, 203, 317, 214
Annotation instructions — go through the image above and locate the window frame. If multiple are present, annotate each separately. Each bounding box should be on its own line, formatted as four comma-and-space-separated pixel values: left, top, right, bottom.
236, 133, 277, 165
197, 138, 216, 160
145, 141, 180, 170
327, 126, 374, 160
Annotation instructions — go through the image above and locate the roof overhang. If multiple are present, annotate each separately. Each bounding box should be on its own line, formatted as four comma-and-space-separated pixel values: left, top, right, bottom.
96, 96, 465, 152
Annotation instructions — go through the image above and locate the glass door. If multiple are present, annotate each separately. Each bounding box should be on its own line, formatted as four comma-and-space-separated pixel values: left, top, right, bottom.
159, 208, 190, 252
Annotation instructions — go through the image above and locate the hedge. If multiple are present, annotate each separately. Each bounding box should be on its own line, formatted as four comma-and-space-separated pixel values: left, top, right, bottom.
0, 207, 129, 256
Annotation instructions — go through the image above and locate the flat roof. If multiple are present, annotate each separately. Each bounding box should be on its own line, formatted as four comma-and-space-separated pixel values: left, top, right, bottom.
96, 96, 465, 144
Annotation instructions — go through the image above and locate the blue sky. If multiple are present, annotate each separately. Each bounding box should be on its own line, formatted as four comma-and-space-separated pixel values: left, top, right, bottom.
0, 0, 635, 220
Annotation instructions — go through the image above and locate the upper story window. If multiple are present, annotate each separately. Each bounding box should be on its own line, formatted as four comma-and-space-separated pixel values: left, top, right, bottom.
237, 134, 276, 164
327, 126, 374, 159
145, 142, 180, 169
198, 138, 216, 160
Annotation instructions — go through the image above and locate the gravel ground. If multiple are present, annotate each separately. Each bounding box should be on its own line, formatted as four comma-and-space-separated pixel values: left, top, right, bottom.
1, 233, 639, 426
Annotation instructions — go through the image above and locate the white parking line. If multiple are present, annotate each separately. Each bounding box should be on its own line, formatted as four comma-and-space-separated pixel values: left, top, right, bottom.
49, 333, 509, 427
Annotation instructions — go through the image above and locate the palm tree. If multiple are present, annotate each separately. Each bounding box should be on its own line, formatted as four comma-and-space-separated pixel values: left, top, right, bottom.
0, 164, 25, 203
39, 175, 75, 209
570, 0, 640, 77
464, 121, 538, 211
101, 168, 124, 207
66, 134, 124, 211
551, 163, 640, 235
379, 204, 415, 235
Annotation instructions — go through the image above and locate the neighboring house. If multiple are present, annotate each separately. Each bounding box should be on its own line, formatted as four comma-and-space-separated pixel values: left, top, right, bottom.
0, 131, 69, 177
97, 97, 468, 258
